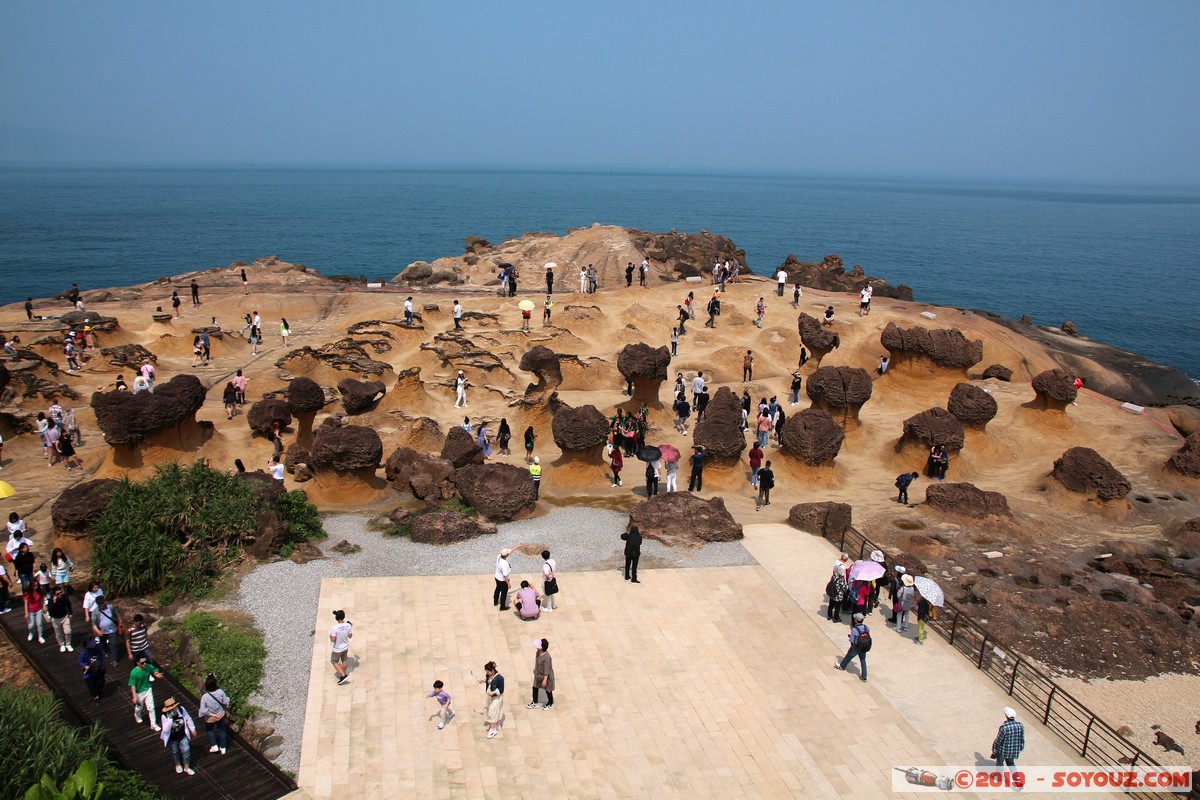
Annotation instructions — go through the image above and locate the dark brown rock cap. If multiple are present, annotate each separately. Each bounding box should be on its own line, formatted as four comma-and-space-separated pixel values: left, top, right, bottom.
408, 508, 498, 544
286, 377, 327, 415
1165, 432, 1200, 477
798, 313, 840, 359
787, 502, 852, 538
901, 407, 966, 452
806, 366, 872, 426
441, 426, 484, 469
247, 398, 293, 436
780, 408, 844, 466
617, 342, 671, 381
51, 478, 120, 534
310, 423, 384, 471
1052, 447, 1131, 500
775, 253, 912, 300
338, 378, 386, 414
520, 346, 563, 392
924, 482, 1011, 518
627, 493, 742, 546
551, 404, 610, 452
982, 364, 1013, 382
452, 463, 536, 520
91, 374, 207, 445
693, 386, 747, 460
1031, 368, 1078, 407
947, 383, 998, 428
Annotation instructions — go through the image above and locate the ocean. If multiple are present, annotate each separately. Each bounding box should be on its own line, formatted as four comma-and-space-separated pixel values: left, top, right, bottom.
1, 168, 1197, 378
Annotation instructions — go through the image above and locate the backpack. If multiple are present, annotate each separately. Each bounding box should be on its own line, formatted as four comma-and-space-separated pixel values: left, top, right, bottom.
169, 712, 186, 739
855, 626, 872, 653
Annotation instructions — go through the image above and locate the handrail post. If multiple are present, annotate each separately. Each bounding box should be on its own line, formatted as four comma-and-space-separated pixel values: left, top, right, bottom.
977, 635, 988, 669
1043, 686, 1057, 726
949, 610, 960, 645
1008, 657, 1020, 696
1081, 716, 1095, 758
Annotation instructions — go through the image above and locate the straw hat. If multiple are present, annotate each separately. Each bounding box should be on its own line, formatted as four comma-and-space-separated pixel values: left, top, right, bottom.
902, 574, 915, 587
162, 697, 180, 713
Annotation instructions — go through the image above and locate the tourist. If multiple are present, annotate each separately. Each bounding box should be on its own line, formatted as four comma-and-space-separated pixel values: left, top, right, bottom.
223, 382, 238, 420
129, 654, 164, 731
823, 305, 835, 326
748, 443, 763, 488
743, 349, 754, 382
270, 422, 284, 461
705, 294, 719, 328
91, 598, 122, 664
8, 510, 28, 541
514, 580, 541, 620
200, 329, 211, 363
784, 370, 803, 408
280, 317, 290, 347
329, 609, 353, 685
579, 266, 588, 294
25, 297, 34, 320
756, 412, 772, 449
691, 372, 705, 405
268, 457, 285, 483
46, 585, 73, 651
190, 280, 200, 306
139, 360, 155, 393
34, 562, 51, 595
740, 390, 752, 430
670, 326, 679, 357
403, 296, 414, 326
754, 298, 765, 329
528, 639, 555, 710
825, 569, 847, 623
524, 426, 536, 463
640, 258, 648, 286
685, 291, 695, 319
541, 550, 558, 612
454, 370, 468, 408
82, 580, 104, 629
543, 295, 553, 325
991, 708, 1026, 769
126, 613, 153, 663
676, 305, 688, 337
609, 446, 623, 487
482, 661, 505, 739
587, 264, 597, 293
878, 355, 889, 375
50, 548, 73, 588
497, 418, 511, 457
529, 456, 541, 500
834, 612, 871, 682
79, 637, 107, 702
625, 262, 634, 288
160, 697, 197, 775
859, 286, 872, 316
896, 471, 919, 504
621, 526, 642, 583
199, 673, 231, 753
896, 574, 916, 633
477, 421, 492, 458
755, 460, 775, 511
776, 267, 787, 297
645, 459, 660, 497
249, 321, 260, 355
24, 583, 46, 644
427, 680, 455, 729
688, 445, 705, 492
241, 268, 249, 294
545, 265, 554, 294
13, 541, 35, 594
915, 592, 931, 645
171, 291, 181, 317
231, 370, 248, 406
191, 336, 203, 367
453, 300, 463, 330
927, 446, 948, 481
792, 283, 801, 309
493, 549, 512, 611
773, 406, 786, 446
663, 455, 679, 493
461, 416, 473, 435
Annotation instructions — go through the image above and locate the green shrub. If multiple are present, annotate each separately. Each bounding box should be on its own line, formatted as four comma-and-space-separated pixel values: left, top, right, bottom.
176, 612, 266, 718
96, 764, 164, 800
279, 490, 326, 548
0, 689, 106, 800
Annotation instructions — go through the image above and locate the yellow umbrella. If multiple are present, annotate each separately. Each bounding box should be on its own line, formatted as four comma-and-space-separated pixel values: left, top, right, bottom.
0, 481, 14, 499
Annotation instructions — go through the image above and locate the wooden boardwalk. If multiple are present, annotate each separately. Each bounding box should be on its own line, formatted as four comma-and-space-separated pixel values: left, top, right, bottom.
0, 602, 295, 800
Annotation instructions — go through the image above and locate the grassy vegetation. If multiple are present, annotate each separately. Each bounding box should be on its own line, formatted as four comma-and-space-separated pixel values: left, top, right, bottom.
368, 512, 411, 538
172, 611, 267, 721
277, 490, 326, 557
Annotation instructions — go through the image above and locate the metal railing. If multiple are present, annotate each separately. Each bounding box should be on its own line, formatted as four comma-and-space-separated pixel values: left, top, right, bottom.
825, 524, 1198, 799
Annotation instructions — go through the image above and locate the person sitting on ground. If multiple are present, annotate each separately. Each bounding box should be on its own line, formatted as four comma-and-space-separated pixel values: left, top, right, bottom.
823, 305, 835, 326
514, 580, 541, 620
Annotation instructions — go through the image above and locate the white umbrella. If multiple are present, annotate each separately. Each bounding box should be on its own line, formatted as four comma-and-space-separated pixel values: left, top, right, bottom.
869, 549, 885, 563
849, 560, 886, 583
913, 576, 944, 607
544, 261, 558, 269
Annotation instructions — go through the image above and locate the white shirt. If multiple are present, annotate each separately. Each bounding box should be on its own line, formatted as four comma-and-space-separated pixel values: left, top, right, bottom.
83, 588, 104, 617
6, 533, 30, 557
691, 376, 705, 394
404, 299, 413, 314
640, 260, 648, 272
453, 304, 463, 319
269, 463, 285, 481
542, 559, 557, 581
330, 622, 353, 653
861, 288, 871, 303
253, 314, 261, 328
7, 519, 25, 537
495, 555, 511, 582
777, 270, 788, 284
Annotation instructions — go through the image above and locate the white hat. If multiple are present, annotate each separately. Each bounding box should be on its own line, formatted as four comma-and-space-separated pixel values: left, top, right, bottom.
895, 565, 906, 574
1004, 707, 1016, 719
500, 548, 511, 557
533, 456, 539, 464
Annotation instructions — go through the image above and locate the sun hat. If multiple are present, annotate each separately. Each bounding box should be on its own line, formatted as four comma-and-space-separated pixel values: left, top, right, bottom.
500, 548, 511, 557
162, 697, 180, 712
895, 565, 906, 574
533, 456, 539, 464
902, 574, 915, 586
1004, 707, 1017, 719
853, 612, 864, 621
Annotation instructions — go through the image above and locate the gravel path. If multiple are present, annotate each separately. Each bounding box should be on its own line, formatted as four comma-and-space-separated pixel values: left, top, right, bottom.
238, 507, 756, 772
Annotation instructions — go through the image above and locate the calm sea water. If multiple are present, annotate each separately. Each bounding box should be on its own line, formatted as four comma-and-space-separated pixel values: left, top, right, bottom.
1, 168, 1197, 377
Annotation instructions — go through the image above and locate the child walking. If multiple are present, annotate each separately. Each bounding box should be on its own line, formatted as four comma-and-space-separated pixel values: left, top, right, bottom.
427, 680, 455, 729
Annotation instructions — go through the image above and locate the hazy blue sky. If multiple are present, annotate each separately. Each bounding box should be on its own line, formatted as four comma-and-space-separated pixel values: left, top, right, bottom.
2, 1, 1197, 183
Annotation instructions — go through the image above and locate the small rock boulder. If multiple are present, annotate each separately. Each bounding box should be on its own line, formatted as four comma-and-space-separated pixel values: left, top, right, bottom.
247, 398, 292, 436
627, 493, 742, 546
1052, 447, 1131, 501
805, 366, 873, 426
925, 482, 1011, 518
693, 386, 747, 461
61, 310, 106, 326
788, 502, 853, 538
798, 313, 840, 363
452, 463, 537, 520
409, 509, 498, 544
309, 424, 383, 472
947, 383, 998, 428
51, 479, 120, 534
520, 346, 563, 396
982, 364, 1013, 382
441, 426, 485, 469
338, 378, 386, 414
286, 377, 327, 416
1030, 368, 1078, 410
91, 374, 207, 445
284, 445, 310, 475
384, 447, 455, 501
99, 343, 157, 368
881, 322, 984, 370
780, 409, 844, 466
551, 404, 610, 452
1166, 432, 1200, 477
901, 407, 966, 452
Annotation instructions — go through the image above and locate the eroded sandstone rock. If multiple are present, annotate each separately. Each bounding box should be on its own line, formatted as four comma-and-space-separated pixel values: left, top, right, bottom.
982, 364, 1013, 382
780, 409, 844, 465
247, 398, 292, 436
787, 502, 852, 537
805, 366, 872, 426
798, 313, 840, 364
1030, 368, 1078, 410
452, 463, 536, 520
1166, 432, 1200, 477
551, 404, 610, 452
310, 424, 384, 472
881, 322, 984, 370
924, 482, 1010, 517
947, 384, 998, 428
901, 407, 966, 452
627, 493, 742, 546
338, 378, 386, 414
91, 374, 207, 445
1052, 447, 1131, 500
441, 427, 485, 469
384, 447, 456, 501
693, 386, 746, 461
51, 479, 120, 534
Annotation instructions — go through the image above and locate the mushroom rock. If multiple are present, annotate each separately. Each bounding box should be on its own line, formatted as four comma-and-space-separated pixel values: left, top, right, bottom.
805, 366, 873, 427
982, 364, 1013, 382
440, 426, 485, 469
337, 378, 386, 414
1052, 447, 1131, 501
900, 407, 966, 452
1167, 432, 1200, 477
286, 376, 326, 447
947, 383, 998, 429
384, 446, 456, 501
61, 310, 118, 330
924, 482, 1011, 518
51, 479, 120, 535
1030, 368, 1078, 411
616, 342, 671, 408
519, 346, 563, 397
797, 313, 840, 365
880, 322, 984, 371
693, 386, 747, 461
787, 502, 853, 538
247, 398, 293, 437
91, 374, 207, 445
780, 408, 845, 466
452, 463, 536, 521
627, 493, 743, 546
409, 509, 498, 544
309, 423, 384, 472
98, 343, 157, 368
551, 404, 610, 453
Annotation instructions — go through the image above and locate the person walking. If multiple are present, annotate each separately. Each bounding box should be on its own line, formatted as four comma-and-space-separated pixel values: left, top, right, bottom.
524, 425, 536, 464
453, 300, 463, 330
673, 393, 691, 435
792, 283, 801, 309
477, 421, 492, 458
915, 592, 930, 645
756, 412, 772, 449
644, 459, 660, 497
754, 298, 765, 329
454, 370, 469, 409
825, 568, 848, 623
896, 574, 915, 632
91, 598, 122, 664
23, 584, 46, 644
82, 581, 104, 630
755, 460, 775, 511
529, 456, 541, 500
543, 295, 553, 325
609, 447, 623, 487
129, 654, 164, 731
427, 680, 455, 730
670, 326, 679, 357
541, 550, 558, 611
12, 541, 35, 593
126, 613, 153, 663
199, 673, 231, 754
834, 613, 871, 682
159, 697, 197, 776
639, 259, 648, 286
496, 418, 511, 457
743, 350, 754, 382
280, 318, 290, 347
482, 661, 505, 739
79, 637, 107, 702
705, 294, 719, 328
991, 708, 1026, 769
621, 526, 642, 583
46, 585, 73, 651
664, 456, 679, 493
404, 297, 414, 326
241, 268, 249, 295
527, 639, 556, 709
223, 382, 238, 420
493, 549, 512, 611
329, 609, 353, 685
677, 305, 688, 336
748, 443, 764, 488
687, 446, 705, 492
775, 267, 787, 297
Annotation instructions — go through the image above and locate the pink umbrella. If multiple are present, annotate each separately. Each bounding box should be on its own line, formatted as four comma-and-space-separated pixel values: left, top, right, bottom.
849, 560, 886, 583
657, 444, 682, 463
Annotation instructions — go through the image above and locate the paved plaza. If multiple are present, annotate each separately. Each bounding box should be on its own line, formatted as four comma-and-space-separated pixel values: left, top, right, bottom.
298, 524, 1106, 799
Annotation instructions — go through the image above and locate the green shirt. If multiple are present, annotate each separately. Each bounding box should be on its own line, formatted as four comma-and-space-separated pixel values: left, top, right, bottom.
128, 664, 157, 694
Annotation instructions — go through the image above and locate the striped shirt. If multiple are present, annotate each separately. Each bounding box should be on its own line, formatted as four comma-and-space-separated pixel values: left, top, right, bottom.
127, 624, 150, 654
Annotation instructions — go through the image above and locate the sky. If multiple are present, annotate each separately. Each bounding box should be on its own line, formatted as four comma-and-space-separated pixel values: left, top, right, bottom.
1, 1, 1197, 184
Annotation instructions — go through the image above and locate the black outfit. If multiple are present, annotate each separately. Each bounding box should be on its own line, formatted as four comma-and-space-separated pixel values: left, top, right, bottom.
696, 393, 709, 420
25, 300, 33, 320
190, 281, 200, 305
688, 451, 705, 491
645, 462, 659, 497
0, 574, 10, 612
705, 298, 719, 327
799, 346, 809, 366
223, 385, 238, 407
546, 272, 554, 294
625, 266, 634, 287
493, 578, 509, 610
677, 309, 687, 335
896, 472, 915, 504
757, 467, 775, 505
622, 529, 642, 582
13, 551, 35, 585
